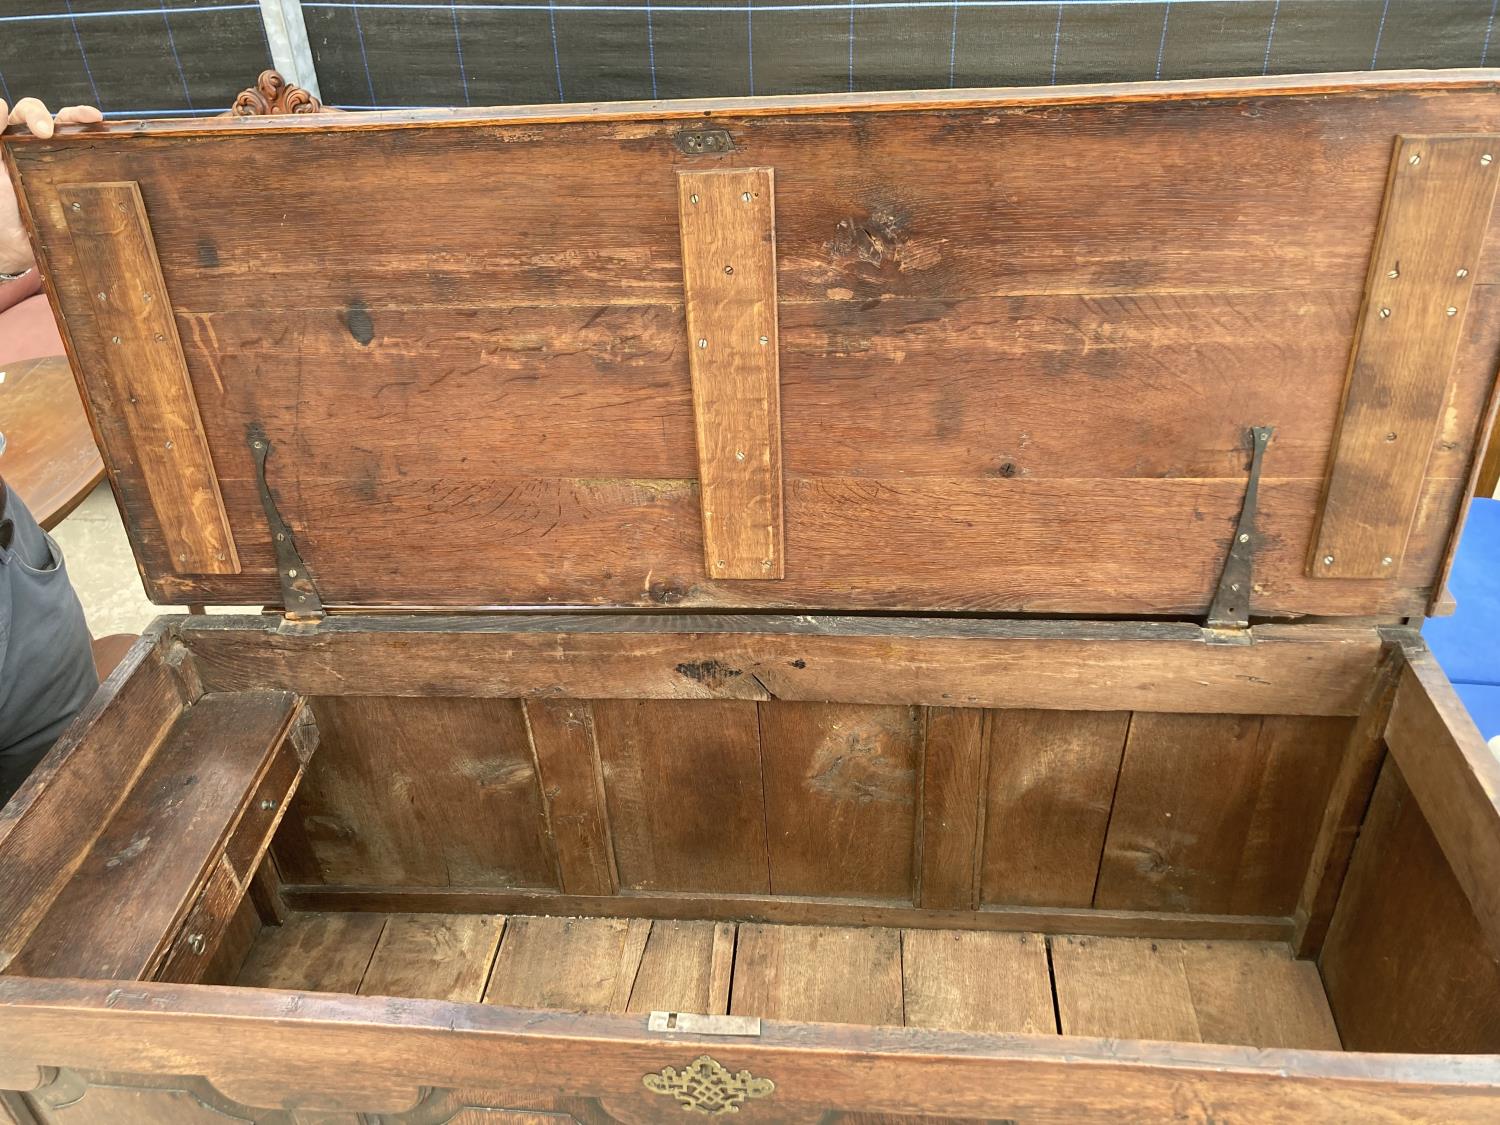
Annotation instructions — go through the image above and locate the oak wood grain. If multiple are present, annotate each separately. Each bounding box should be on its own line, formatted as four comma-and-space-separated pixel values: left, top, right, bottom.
592, 699, 770, 895
58, 182, 237, 575
980, 710, 1130, 908
358, 914, 504, 1003
12, 88, 1500, 615
1312, 135, 1500, 577
5, 973, 1499, 1121
176, 615, 1385, 717
678, 167, 783, 580
290, 697, 556, 890
901, 929, 1054, 1035
0, 637, 189, 973
1382, 649, 1500, 956
1321, 760, 1500, 1053
234, 911, 387, 993
759, 702, 919, 899
8, 691, 300, 981
916, 707, 987, 910
730, 924, 903, 1026
521, 700, 616, 897
482, 916, 649, 1013
624, 920, 736, 1015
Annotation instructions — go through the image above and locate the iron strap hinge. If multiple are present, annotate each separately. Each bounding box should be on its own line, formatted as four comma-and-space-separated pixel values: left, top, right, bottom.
1204, 425, 1274, 645
247, 423, 324, 622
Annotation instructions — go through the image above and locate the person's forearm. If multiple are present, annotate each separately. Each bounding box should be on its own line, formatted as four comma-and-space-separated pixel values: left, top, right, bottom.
0, 185, 31, 276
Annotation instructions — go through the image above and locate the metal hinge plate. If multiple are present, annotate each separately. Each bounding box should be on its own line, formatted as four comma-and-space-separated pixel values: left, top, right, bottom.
1204, 425, 1274, 639
648, 1011, 762, 1037
247, 423, 324, 622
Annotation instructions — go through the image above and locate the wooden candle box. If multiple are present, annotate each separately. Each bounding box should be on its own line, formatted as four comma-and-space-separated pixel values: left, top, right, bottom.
2, 70, 1499, 1123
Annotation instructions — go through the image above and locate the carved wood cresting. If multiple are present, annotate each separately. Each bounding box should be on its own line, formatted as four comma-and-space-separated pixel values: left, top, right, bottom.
223, 70, 323, 117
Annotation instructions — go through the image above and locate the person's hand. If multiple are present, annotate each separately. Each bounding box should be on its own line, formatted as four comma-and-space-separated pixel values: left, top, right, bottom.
1, 99, 104, 275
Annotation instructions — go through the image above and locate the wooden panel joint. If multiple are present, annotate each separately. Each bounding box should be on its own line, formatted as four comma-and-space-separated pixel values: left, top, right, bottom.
1310, 134, 1500, 578
677, 168, 784, 580
60, 181, 239, 575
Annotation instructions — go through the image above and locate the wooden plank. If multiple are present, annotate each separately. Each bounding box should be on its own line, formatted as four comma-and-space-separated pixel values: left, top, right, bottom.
901, 929, 1054, 1035
1311, 134, 1500, 577
16, 92, 1500, 618
358, 914, 504, 1003
1321, 760, 1500, 1053
1382, 649, 1500, 956
758, 702, 920, 899
1093, 714, 1345, 916
0, 638, 189, 972
730, 924, 903, 1026
7, 971, 1500, 1125
281, 886, 1292, 943
235, 912, 387, 992
58, 181, 238, 575
522, 700, 617, 897
1051, 935, 1202, 1042
1052, 935, 1340, 1048
289, 697, 556, 889
1294, 647, 1403, 957
625, 920, 736, 1015
482, 916, 650, 1013
179, 615, 1386, 718
1176, 942, 1340, 1050
592, 700, 769, 894
979, 710, 1129, 908
916, 708, 987, 910
677, 167, 783, 580
1229, 715, 1352, 915
9, 691, 301, 980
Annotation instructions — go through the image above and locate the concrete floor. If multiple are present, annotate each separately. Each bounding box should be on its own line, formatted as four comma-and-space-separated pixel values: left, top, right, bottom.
50, 482, 233, 636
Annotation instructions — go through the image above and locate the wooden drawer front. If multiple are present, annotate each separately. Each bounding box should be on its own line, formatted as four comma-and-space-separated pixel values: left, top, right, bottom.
227, 739, 301, 883
156, 856, 241, 984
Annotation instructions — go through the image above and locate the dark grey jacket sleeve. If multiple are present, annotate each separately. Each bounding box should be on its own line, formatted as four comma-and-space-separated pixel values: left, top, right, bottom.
0, 481, 98, 807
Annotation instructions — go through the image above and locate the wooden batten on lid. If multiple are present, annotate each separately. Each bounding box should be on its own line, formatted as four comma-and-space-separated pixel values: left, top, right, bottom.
4, 74, 1499, 620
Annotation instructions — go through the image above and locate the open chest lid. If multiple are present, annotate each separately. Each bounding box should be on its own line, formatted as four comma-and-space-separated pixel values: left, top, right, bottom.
5, 71, 1500, 620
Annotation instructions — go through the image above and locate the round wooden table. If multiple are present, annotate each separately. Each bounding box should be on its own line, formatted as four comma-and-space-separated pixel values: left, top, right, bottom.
0, 354, 105, 529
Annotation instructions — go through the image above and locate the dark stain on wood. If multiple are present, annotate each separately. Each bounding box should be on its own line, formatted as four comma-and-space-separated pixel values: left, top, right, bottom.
345, 299, 375, 347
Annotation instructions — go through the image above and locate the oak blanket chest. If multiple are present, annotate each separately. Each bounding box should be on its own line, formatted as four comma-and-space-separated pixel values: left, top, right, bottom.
2, 70, 1500, 1123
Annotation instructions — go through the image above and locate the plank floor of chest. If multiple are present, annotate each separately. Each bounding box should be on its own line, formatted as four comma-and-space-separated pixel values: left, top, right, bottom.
235, 912, 1342, 1049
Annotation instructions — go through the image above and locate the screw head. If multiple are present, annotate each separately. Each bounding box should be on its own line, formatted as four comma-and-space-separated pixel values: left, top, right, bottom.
1323, 554, 1335, 566
742, 191, 752, 202
759, 335, 769, 345
259, 798, 277, 811
1484, 154, 1494, 166
1458, 268, 1470, 278
96, 292, 106, 301
1238, 533, 1250, 544
142, 292, 153, 302
715, 560, 726, 568
1387, 268, 1399, 279
697, 338, 708, 348
152, 332, 165, 342
163, 440, 173, 450
111, 336, 122, 344
70, 202, 81, 212
178, 553, 187, 563
287, 568, 298, 578
1409, 153, 1422, 165
1379, 307, 1392, 319
1447, 306, 1459, 317
724, 265, 734, 275
1385, 431, 1397, 442
1381, 556, 1394, 566
735, 450, 746, 461
689, 193, 700, 204
252, 440, 264, 449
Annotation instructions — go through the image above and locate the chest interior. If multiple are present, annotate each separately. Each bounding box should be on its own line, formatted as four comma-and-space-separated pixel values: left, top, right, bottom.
2, 78, 1500, 1098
